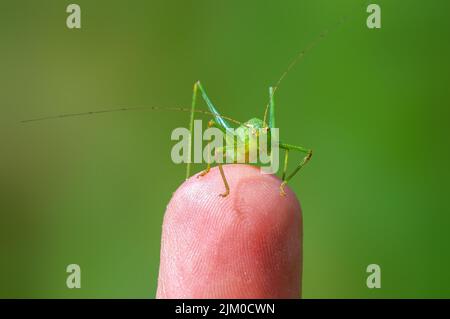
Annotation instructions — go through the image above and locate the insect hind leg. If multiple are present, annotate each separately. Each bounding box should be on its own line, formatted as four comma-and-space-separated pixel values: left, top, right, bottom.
280, 145, 312, 196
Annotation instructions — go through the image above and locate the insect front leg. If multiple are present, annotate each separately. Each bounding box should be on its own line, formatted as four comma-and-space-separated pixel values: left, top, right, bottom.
279, 144, 313, 196
218, 163, 230, 197
207, 144, 233, 197
197, 120, 221, 178
196, 119, 231, 197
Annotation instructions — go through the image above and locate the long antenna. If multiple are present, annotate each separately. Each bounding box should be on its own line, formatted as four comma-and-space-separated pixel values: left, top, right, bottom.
263, 17, 346, 125
21, 105, 244, 126
22, 19, 347, 126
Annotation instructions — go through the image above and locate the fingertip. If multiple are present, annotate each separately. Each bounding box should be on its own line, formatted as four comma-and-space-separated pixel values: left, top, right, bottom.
157, 164, 302, 298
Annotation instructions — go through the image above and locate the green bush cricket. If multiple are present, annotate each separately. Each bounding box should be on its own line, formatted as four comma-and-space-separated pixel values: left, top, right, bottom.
186, 81, 312, 197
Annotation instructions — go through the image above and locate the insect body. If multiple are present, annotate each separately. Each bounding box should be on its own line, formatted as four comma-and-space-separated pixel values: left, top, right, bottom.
188, 81, 312, 197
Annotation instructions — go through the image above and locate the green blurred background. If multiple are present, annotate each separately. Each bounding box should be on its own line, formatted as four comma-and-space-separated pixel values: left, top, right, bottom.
1, 0, 450, 298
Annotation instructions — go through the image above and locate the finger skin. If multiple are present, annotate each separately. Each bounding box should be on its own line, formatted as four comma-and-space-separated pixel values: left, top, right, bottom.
157, 164, 302, 299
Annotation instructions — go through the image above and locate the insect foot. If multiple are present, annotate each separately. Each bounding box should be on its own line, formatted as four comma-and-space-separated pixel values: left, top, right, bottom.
219, 190, 230, 198
279, 182, 288, 197
197, 167, 211, 178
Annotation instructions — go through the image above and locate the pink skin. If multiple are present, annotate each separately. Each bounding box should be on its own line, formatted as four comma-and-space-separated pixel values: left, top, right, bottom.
156, 164, 302, 299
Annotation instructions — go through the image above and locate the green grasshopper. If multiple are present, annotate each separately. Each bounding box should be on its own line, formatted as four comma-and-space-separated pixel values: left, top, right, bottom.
22, 25, 342, 197
187, 81, 312, 197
